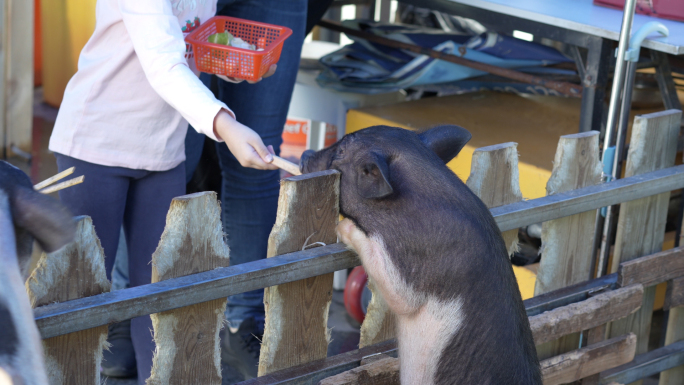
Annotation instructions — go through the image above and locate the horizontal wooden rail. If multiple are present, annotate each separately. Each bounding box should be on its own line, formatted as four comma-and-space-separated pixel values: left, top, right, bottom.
33, 164, 684, 338
492, 164, 684, 232
599, 340, 684, 384
617, 247, 684, 288
35, 243, 357, 339
530, 285, 643, 345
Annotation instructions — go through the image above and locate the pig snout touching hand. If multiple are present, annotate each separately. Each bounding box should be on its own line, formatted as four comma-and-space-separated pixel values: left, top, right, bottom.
0, 160, 77, 385
301, 126, 541, 385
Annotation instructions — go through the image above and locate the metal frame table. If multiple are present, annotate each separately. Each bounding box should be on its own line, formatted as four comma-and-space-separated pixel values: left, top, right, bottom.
398, 0, 684, 133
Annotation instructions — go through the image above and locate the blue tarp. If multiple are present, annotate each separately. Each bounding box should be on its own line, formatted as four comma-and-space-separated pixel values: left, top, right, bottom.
316, 21, 573, 94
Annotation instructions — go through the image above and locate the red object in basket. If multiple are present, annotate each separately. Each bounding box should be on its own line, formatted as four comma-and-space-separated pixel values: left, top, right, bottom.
344, 266, 368, 324
185, 16, 293, 82
593, 0, 684, 22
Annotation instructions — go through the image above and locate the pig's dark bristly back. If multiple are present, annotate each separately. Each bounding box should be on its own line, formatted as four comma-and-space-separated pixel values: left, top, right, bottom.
304, 126, 541, 384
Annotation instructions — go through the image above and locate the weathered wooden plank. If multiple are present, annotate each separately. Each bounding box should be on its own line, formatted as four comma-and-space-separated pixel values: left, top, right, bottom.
359, 280, 396, 348
466, 142, 524, 255
312, 334, 637, 385
664, 276, 684, 311
0, 0, 6, 155
541, 334, 636, 385
239, 340, 397, 385
601, 340, 684, 385
147, 192, 231, 385
535, 131, 602, 360
608, 110, 681, 370
26, 216, 110, 385
317, 356, 400, 385
583, 323, 609, 385
2, 0, 34, 155
492, 164, 684, 233
660, 278, 684, 384
530, 285, 643, 345
33, 164, 684, 339
259, 170, 340, 376
35, 243, 356, 339
617, 247, 684, 288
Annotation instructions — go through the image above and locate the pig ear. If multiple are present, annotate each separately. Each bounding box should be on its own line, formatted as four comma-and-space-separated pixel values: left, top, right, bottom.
419, 125, 472, 163
12, 187, 76, 253
357, 153, 393, 199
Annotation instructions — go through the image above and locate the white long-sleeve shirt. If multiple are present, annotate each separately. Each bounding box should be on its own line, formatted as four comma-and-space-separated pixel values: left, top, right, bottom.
49, 0, 231, 171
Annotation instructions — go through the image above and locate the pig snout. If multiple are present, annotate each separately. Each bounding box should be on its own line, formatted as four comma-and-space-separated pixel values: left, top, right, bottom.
299, 150, 316, 173
299, 146, 336, 174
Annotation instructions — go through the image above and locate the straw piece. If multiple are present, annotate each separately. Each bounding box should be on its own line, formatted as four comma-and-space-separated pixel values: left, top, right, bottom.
33, 167, 75, 190
39, 176, 84, 194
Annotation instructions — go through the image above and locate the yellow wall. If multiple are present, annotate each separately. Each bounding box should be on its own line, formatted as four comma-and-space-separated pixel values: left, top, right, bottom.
42, 0, 96, 107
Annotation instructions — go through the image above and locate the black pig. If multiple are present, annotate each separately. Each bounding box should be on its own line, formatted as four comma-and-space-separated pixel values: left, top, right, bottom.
0, 160, 76, 384
300, 126, 541, 385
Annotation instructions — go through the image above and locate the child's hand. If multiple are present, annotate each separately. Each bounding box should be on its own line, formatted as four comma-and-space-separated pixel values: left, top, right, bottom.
216, 64, 277, 84
213, 109, 278, 170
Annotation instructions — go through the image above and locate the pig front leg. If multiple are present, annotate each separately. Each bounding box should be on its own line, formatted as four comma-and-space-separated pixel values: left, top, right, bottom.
336, 218, 425, 316
337, 219, 466, 385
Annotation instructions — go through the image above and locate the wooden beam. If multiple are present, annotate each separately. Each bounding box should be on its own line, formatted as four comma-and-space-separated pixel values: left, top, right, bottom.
33, 163, 684, 339
311, 334, 637, 385
664, 276, 684, 311
25, 216, 110, 384
317, 356, 399, 385
466, 142, 523, 256
258, 170, 340, 376
534, 131, 602, 360
583, 323, 609, 385
1, 0, 34, 155
359, 279, 396, 348
529, 285, 643, 345
492, 164, 684, 233
600, 340, 684, 385
147, 192, 231, 385
660, 277, 684, 384
541, 334, 636, 385
239, 340, 397, 385
608, 110, 681, 366
617, 247, 684, 288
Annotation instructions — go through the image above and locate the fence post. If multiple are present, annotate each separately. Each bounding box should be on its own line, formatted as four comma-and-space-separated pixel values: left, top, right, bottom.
359, 279, 396, 348
660, 201, 684, 385
26, 216, 110, 385
146, 192, 231, 385
608, 110, 681, 383
466, 142, 523, 255
258, 170, 339, 376
0, 0, 33, 157
534, 131, 602, 360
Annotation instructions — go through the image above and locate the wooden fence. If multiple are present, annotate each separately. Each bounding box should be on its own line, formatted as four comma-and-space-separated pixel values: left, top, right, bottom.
0, 0, 33, 158
28, 109, 684, 384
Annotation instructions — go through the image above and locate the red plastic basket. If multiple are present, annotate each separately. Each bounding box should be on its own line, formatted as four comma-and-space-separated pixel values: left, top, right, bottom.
185, 16, 293, 81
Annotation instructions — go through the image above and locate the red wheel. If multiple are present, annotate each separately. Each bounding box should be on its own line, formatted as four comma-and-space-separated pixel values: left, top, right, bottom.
344, 266, 368, 324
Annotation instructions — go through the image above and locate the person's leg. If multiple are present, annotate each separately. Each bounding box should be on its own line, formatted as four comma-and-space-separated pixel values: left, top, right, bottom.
55, 154, 128, 279
55, 154, 138, 378
216, 0, 307, 327
213, 0, 307, 378
122, 163, 186, 385
111, 228, 130, 291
